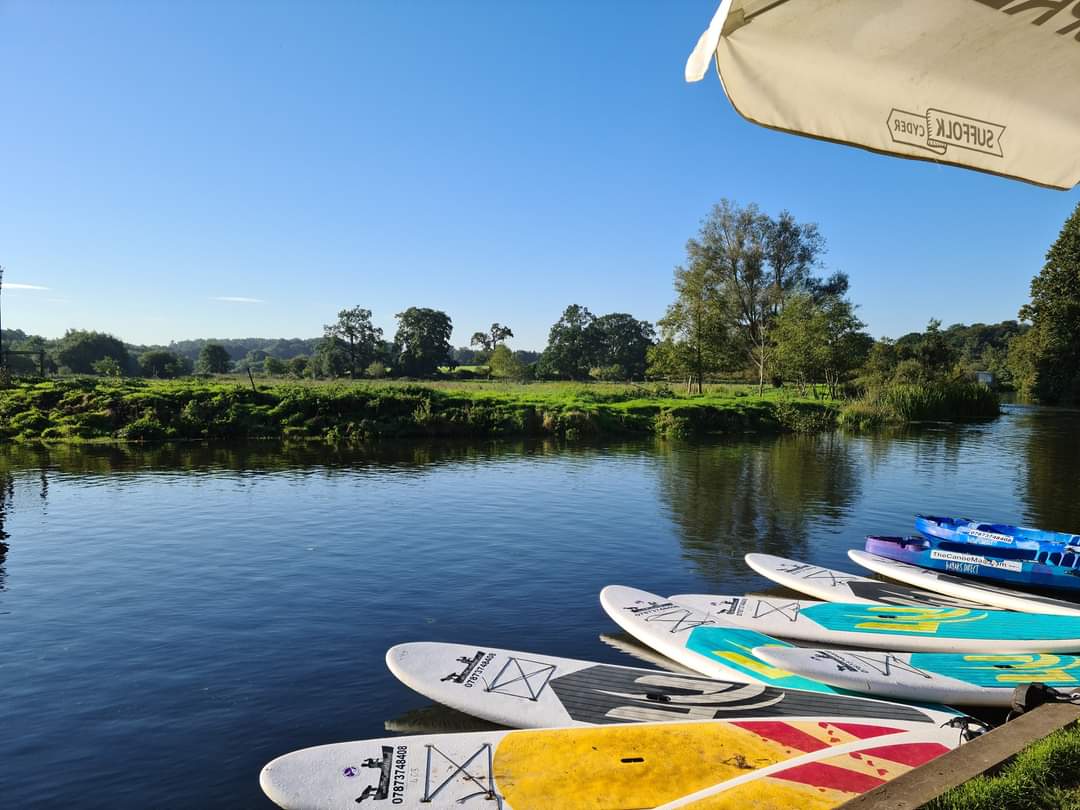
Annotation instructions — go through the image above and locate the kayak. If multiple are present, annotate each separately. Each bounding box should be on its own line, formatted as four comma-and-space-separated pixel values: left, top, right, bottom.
915, 515, 1080, 554
865, 535, 1080, 595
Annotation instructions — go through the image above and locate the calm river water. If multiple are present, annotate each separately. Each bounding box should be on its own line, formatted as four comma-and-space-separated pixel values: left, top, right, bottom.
3, 403, 1079, 808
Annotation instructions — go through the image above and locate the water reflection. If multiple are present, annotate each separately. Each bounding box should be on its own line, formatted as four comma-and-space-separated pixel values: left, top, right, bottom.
0, 438, 626, 477
0, 470, 11, 589
656, 433, 860, 582
1019, 405, 1080, 533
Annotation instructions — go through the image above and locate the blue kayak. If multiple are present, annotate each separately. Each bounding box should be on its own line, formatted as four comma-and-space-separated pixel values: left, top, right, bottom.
915, 515, 1080, 553
866, 534, 1080, 595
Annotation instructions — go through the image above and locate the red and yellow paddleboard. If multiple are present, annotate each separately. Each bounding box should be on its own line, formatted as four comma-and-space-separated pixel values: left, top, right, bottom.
261, 717, 958, 809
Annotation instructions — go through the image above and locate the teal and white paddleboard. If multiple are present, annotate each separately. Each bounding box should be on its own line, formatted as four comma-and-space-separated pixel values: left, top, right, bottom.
754, 646, 1080, 707
600, 585, 849, 694
670, 592, 1080, 653
746, 552, 987, 609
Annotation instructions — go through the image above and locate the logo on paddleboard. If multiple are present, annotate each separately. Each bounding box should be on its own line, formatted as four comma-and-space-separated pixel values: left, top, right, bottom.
887, 107, 1005, 159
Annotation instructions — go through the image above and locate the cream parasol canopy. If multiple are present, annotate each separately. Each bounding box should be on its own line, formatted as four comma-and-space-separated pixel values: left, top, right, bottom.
686, 0, 1080, 189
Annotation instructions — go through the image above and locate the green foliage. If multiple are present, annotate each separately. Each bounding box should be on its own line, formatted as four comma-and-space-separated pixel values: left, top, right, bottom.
366, 360, 387, 379
470, 323, 513, 355
263, 356, 287, 376
55, 329, 130, 374
92, 357, 123, 377
840, 381, 999, 429
488, 345, 525, 380
588, 313, 654, 380
540, 304, 596, 380
922, 725, 1080, 810
138, 350, 188, 379
287, 356, 309, 378
0, 378, 840, 444
323, 306, 383, 378
1010, 202, 1080, 403
394, 307, 453, 377
196, 343, 231, 374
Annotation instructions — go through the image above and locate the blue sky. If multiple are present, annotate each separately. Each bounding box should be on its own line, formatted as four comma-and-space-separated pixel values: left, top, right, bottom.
2, 0, 1077, 351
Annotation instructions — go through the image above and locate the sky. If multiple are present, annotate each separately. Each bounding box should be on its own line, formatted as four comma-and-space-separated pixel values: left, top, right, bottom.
2, 0, 1078, 351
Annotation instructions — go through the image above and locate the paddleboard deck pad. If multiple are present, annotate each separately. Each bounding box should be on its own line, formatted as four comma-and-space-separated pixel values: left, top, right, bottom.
745, 552, 987, 609
670, 591, 1080, 653
261, 719, 960, 810
754, 646, 1080, 707
387, 641, 960, 729
848, 549, 1080, 617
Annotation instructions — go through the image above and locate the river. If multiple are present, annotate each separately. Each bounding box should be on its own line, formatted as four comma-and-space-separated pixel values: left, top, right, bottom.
2, 403, 1079, 808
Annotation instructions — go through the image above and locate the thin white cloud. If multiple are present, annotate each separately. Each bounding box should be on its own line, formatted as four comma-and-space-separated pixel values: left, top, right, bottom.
3, 282, 50, 290
210, 296, 265, 304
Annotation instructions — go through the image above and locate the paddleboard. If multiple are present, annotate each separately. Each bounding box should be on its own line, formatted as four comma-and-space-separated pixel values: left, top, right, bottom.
745, 552, 987, 609
600, 585, 856, 695
864, 534, 1080, 594
670, 592, 1080, 653
849, 548, 1080, 617
261, 718, 959, 810
387, 641, 959, 729
916, 514, 1080, 552
753, 645, 1080, 708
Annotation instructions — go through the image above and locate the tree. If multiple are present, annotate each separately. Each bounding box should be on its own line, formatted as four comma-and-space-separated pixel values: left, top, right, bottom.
394, 307, 453, 377
196, 343, 231, 374
539, 305, 596, 380
264, 356, 287, 376
287, 355, 309, 378
1015, 202, 1080, 403
139, 350, 188, 379
655, 254, 731, 392
313, 336, 349, 378
54, 330, 131, 375
488, 344, 525, 379
697, 200, 826, 393
323, 306, 383, 378
470, 323, 514, 355
773, 295, 828, 394
588, 313, 655, 380
92, 356, 123, 377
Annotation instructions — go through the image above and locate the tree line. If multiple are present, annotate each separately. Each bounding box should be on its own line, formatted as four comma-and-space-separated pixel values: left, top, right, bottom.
5, 196, 1065, 393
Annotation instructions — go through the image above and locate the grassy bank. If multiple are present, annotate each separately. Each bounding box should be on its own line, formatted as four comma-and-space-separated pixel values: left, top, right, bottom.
0, 378, 840, 442
922, 724, 1080, 810
839, 381, 1000, 429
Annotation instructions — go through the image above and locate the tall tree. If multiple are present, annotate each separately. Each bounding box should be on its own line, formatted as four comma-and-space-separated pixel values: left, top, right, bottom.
587, 313, 655, 380
655, 253, 729, 393
394, 307, 453, 377
54, 330, 131, 375
698, 200, 825, 393
323, 306, 383, 378
539, 305, 596, 380
469, 323, 514, 354
1015, 202, 1080, 403
196, 343, 231, 374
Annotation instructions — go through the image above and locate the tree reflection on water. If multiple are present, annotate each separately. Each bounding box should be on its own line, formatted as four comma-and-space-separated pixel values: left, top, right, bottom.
655, 432, 860, 583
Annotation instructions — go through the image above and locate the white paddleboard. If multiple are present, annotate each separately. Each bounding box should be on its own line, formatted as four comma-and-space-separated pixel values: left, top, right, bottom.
746, 552, 988, 609
387, 641, 960, 729
261, 718, 960, 810
754, 646, 1080, 708
671, 592, 1080, 653
849, 549, 1080, 617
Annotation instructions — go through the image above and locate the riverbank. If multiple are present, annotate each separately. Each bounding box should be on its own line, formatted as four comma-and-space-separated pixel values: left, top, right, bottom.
0, 377, 1001, 443
0, 378, 841, 442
